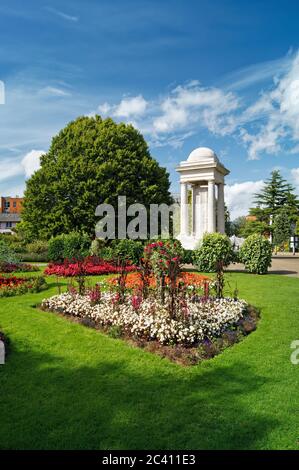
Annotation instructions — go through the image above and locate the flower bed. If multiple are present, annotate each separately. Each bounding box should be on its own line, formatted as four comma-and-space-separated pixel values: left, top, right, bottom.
0, 262, 38, 273
0, 275, 47, 297
0, 276, 27, 288
108, 271, 211, 289
42, 240, 260, 364
44, 257, 136, 277
42, 292, 250, 346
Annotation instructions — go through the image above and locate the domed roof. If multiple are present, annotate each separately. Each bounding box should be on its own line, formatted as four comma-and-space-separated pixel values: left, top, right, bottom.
187, 147, 218, 162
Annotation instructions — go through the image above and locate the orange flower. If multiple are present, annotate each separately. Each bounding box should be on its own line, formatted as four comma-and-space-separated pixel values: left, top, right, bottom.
108, 272, 210, 289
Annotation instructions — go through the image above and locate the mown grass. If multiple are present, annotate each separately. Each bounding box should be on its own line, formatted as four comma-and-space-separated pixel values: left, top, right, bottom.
0, 272, 298, 450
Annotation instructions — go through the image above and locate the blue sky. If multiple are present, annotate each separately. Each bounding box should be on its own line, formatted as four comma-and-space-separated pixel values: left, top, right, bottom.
1, 0, 299, 218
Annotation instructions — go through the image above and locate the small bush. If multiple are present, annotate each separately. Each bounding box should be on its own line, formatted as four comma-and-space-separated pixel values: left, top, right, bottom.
193, 233, 234, 272
0, 240, 19, 265
98, 246, 114, 261
63, 232, 90, 261
239, 234, 272, 274
48, 232, 90, 262
48, 235, 65, 262
110, 239, 144, 265
30, 276, 47, 293
26, 240, 49, 255
108, 325, 123, 339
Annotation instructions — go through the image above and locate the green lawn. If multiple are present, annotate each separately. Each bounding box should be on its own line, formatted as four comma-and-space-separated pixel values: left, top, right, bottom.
0, 272, 298, 450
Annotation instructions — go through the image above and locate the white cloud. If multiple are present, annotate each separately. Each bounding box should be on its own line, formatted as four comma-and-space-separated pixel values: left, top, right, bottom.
0, 149, 44, 183
153, 83, 239, 135
114, 95, 148, 118
98, 95, 148, 119
153, 98, 189, 132
239, 52, 299, 159
222, 53, 293, 91
291, 168, 299, 188
0, 158, 23, 182
290, 144, 299, 154
240, 123, 285, 160
46, 7, 79, 22
96, 51, 299, 159
39, 86, 71, 97
225, 180, 264, 219
21, 150, 44, 178
98, 102, 111, 115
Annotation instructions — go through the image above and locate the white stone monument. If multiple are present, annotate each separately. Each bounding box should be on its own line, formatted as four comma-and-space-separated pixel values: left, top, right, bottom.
176, 147, 229, 250
0, 340, 5, 365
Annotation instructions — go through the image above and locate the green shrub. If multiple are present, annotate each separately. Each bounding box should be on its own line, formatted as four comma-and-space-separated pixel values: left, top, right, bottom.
182, 249, 194, 264
98, 246, 114, 261
0, 240, 19, 265
110, 239, 144, 265
30, 276, 47, 293
19, 253, 48, 262
239, 234, 272, 274
48, 235, 65, 262
193, 233, 234, 272
108, 325, 123, 339
26, 240, 49, 255
48, 233, 91, 262
63, 232, 90, 261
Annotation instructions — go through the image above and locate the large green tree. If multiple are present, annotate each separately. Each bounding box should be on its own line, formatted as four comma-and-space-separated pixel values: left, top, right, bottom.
254, 170, 299, 219
273, 209, 291, 251
21, 116, 173, 239
252, 170, 299, 240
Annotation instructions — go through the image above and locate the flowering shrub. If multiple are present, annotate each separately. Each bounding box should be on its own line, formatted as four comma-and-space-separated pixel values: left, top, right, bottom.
42, 292, 247, 346
0, 262, 38, 273
143, 240, 184, 313
0, 276, 26, 288
88, 285, 101, 305
45, 256, 136, 277
0, 275, 47, 297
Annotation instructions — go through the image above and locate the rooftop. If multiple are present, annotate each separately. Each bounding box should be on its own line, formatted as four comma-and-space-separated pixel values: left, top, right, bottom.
0, 213, 21, 222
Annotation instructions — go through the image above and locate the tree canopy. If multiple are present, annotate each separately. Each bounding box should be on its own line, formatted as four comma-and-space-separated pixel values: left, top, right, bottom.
250, 170, 299, 240
273, 209, 291, 250
254, 170, 299, 221
21, 116, 173, 240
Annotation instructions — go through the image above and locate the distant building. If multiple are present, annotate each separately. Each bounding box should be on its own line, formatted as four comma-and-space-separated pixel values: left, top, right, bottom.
0, 213, 21, 234
245, 215, 257, 222
0, 196, 23, 234
0, 196, 24, 214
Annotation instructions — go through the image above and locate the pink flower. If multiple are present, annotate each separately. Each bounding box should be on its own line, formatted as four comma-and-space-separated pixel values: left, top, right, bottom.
131, 295, 142, 311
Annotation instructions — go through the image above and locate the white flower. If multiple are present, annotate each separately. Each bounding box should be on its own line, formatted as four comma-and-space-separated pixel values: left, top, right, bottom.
41, 293, 247, 346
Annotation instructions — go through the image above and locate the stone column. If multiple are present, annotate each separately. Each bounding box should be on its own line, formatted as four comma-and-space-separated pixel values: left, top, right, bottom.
207, 180, 216, 232
191, 185, 197, 236
180, 182, 188, 236
217, 183, 225, 233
